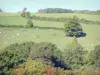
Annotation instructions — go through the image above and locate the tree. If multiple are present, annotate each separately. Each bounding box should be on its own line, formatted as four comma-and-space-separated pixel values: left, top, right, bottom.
64, 16, 84, 37
0, 9, 2, 12
21, 10, 33, 28
38, 8, 73, 13
0, 42, 35, 75
26, 20, 33, 28
30, 42, 59, 64
64, 37, 86, 69
66, 36, 78, 50
25, 12, 31, 19
89, 45, 100, 67
25, 59, 46, 75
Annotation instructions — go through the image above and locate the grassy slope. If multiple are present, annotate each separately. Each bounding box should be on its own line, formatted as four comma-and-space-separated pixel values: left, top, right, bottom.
0, 12, 100, 21
0, 24, 100, 51
0, 16, 27, 25
0, 16, 64, 28
33, 13, 100, 21
0, 12, 100, 51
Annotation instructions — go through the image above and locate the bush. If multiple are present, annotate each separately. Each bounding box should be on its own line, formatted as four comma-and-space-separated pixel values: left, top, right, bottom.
0, 41, 100, 74
0, 41, 67, 74
25, 12, 31, 19
0, 42, 35, 74
25, 59, 46, 75
0, 24, 24, 28
64, 37, 86, 69
21, 13, 25, 17
30, 42, 62, 66
14, 59, 46, 75
14, 67, 26, 75
0, 50, 19, 75
26, 20, 33, 28
89, 45, 100, 67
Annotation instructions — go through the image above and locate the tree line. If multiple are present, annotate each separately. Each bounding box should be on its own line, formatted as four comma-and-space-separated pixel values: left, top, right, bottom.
38, 8, 73, 13
38, 8, 100, 14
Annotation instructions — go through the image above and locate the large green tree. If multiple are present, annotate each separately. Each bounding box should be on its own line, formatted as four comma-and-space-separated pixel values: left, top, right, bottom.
64, 16, 84, 37
64, 37, 86, 69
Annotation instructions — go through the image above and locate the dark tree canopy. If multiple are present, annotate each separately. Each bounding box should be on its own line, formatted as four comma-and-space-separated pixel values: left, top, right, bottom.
0, 8, 2, 12
64, 16, 85, 37
38, 8, 73, 13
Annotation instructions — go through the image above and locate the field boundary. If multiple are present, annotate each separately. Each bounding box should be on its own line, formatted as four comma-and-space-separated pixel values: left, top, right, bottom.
32, 15, 100, 25
0, 24, 64, 31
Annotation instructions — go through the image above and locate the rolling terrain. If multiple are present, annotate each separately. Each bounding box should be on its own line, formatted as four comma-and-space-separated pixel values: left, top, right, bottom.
0, 12, 100, 51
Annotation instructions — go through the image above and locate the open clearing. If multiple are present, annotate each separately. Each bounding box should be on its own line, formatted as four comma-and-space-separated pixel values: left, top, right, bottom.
0, 24, 100, 51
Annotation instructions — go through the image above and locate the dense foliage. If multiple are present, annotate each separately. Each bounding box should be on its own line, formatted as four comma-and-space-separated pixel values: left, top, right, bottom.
0, 24, 24, 28
38, 8, 100, 15
38, 8, 73, 13
0, 41, 100, 75
24, 59, 46, 75
64, 16, 85, 37
0, 42, 35, 75
0, 42, 65, 74
25, 12, 31, 19
21, 12, 34, 28
64, 37, 86, 69
89, 45, 100, 67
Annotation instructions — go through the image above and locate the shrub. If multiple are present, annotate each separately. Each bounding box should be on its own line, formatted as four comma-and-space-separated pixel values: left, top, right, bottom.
0, 24, 24, 28
64, 37, 86, 69
0, 50, 18, 75
30, 42, 61, 65
89, 45, 100, 67
25, 59, 46, 75
26, 20, 33, 28
0, 42, 35, 74
14, 67, 26, 75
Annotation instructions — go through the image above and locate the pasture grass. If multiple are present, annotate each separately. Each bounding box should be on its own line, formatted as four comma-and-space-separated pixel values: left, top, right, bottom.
33, 13, 100, 21
0, 12, 100, 51
0, 16, 64, 28
0, 12, 100, 21
0, 24, 100, 51
0, 16, 27, 25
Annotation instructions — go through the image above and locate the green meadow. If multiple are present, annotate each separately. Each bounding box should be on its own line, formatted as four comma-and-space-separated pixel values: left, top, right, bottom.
0, 12, 100, 51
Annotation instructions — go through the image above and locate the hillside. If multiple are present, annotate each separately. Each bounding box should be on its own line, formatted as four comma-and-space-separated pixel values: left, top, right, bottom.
0, 12, 100, 50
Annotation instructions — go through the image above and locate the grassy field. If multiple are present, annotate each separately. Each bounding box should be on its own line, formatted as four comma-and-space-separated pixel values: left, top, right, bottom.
0, 12, 100, 21
0, 12, 100, 51
0, 16, 64, 28
34, 13, 100, 21
0, 24, 100, 51
0, 16, 27, 25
